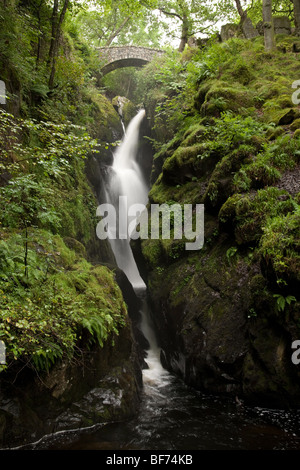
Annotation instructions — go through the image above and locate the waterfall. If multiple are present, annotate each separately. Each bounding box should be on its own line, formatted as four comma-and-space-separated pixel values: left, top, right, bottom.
106, 109, 148, 290
104, 108, 171, 389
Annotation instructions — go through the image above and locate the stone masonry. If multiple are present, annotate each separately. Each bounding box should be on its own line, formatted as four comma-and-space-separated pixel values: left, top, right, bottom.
98, 46, 165, 75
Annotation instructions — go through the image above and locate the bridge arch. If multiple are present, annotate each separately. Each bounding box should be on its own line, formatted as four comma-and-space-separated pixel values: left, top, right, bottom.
98, 46, 165, 75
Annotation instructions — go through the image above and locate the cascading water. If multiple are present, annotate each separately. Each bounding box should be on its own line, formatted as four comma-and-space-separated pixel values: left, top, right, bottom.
105, 108, 170, 388
105, 108, 148, 290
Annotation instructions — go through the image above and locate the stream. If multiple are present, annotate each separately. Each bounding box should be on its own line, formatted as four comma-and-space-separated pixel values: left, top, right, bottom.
21, 347, 300, 450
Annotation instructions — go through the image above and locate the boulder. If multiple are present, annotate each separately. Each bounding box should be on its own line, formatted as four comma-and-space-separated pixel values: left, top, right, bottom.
0, 321, 142, 449
220, 23, 240, 42
273, 16, 292, 35
241, 17, 259, 39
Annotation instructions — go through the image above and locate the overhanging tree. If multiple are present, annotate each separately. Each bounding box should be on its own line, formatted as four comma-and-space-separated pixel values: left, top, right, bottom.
154, 0, 234, 51
71, 2, 162, 48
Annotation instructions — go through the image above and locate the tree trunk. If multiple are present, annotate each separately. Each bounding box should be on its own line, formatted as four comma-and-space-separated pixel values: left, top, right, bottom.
24, 224, 28, 281
292, 0, 300, 35
235, 0, 247, 20
234, 0, 257, 39
48, 0, 58, 67
48, 0, 69, 89
105, 16, 130, 46
35, 0, 44, 68
178, 14, 189, 52
263, 0, 275, 51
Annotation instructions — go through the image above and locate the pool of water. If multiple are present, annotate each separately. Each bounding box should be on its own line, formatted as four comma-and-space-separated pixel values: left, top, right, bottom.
25, 364, 300, 451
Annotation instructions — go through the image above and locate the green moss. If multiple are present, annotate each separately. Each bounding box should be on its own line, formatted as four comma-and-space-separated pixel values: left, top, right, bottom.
194, 81, 213, 109
164, 144, 204, 169
233, 133, 299, 192
181, 124, 207, 147
88, 91, 121, 142
222, 56, 256, 86
267, 126, 285, 140
141, 239, 163, 269
203, 144, 256, 208
201, 82, 255, 116
262, 104, 299, 125
254, 80, 288, 103
122, 101, 137, 127
294, 129, 300, 139
276, 35, 300, 53
149, 177, 201, 205
218, 193, 246, 225
63, 237, 86, 257
291, 119, 300, 131
259, 210, 300, 282
161, 143, 204, 183
219, 187, 297, 251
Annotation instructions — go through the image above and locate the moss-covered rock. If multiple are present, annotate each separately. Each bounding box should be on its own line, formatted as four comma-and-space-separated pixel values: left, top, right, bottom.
138, 35, 300, 408
88, 92, 123, 143
294, 129, 300, 139
161, 141, 222, 185
291, 118, 300, 131
0, 321, 142, 448
0, 230, 143, 448
262, 106, 300, 126
201, 82, 255, 117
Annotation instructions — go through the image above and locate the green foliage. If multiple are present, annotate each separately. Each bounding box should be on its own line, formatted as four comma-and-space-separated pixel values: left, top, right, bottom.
0, 109, 98, 242
213, 111, 269, 148
273, 294, 297, 313
247, 308, 258, 319
190, 38, 256, 87
67, 1, 162, 48
0, 109, 97, 170
0, 96, 122, 375
218, 185, 299, 286
102, 68, 140, 101
234, 133, 300, 191
226, 246, 238, 264
135, 50, 191, 141
0, 1, 46, 107
0, 175, 60, 231
0, 231, 127, 371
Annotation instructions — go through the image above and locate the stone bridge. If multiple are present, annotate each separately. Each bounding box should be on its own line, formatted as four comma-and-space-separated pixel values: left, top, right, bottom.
98, 46, 165, 75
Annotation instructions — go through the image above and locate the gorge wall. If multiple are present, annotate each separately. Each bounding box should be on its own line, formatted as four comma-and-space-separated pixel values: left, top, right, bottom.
133, 35, 300, 409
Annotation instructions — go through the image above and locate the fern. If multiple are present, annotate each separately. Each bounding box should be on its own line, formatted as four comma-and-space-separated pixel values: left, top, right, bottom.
81, 311, 114, 347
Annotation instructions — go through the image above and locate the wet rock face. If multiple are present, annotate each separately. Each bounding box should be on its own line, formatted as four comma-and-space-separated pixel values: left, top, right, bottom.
142, 234, 300, 409
0, 323, 142, 449
148, 240, 250, 397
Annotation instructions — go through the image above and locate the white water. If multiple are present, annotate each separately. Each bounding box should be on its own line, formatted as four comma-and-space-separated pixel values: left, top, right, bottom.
105, 109, 171, 389
136, 288, 171, 391
107, 109, 148, 290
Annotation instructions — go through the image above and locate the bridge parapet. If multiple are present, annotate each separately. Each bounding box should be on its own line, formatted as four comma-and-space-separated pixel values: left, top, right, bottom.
98, 46, 165, 74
